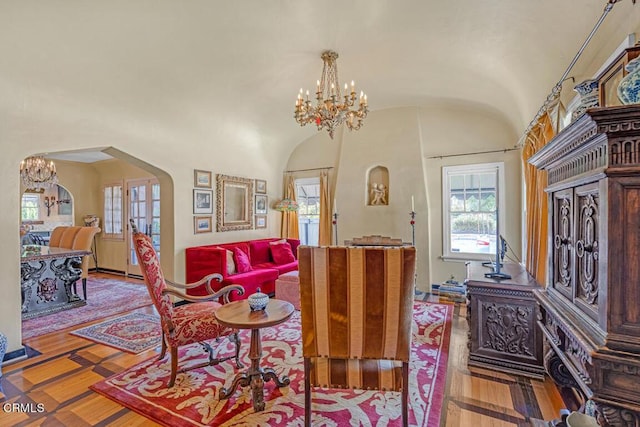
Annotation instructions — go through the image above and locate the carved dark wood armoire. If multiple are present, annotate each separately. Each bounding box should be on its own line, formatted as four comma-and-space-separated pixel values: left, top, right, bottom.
529, 106, 640, 426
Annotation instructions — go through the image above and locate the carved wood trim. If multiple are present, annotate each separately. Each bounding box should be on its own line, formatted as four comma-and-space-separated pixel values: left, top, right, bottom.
482, 302, 534, 356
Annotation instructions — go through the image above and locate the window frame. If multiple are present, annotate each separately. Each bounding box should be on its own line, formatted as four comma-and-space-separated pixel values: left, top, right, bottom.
103, 181, 124, 240
295, 177, 321, 246
21, 193, 41, 221
441, 162, 506, 261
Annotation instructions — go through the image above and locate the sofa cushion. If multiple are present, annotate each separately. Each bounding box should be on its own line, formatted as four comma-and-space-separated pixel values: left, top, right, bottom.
233, 247, 253, 273
270, 240, 295, 264
218, 242, 250, 255
249, 239, 275, 265
222, 268, 279, 299
216, 247, 236, 275
253, 260, 298, 275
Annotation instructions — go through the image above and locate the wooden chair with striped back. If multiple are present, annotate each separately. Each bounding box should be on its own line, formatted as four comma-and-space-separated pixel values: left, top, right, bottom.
298, 245, 416, 427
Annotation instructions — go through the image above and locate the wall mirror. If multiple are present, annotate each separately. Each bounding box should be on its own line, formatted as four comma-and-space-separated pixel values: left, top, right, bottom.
216, 174, 254, 231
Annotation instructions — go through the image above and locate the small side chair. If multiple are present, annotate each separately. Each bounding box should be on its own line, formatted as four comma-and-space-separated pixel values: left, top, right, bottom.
70, 226, 101, 300
49, 225, 100, 300
130, 219, 245, 387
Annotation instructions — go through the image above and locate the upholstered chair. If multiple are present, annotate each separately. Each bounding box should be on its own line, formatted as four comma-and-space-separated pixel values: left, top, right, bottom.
130, 220, 245, 387
48, 226, 66, 247
49, 226, 100, 300
58, 226, 82, 249
71, 226, 101, 300
298, 245, 416, 427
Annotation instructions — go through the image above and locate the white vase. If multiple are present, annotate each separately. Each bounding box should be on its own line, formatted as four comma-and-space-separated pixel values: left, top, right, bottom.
617, 57, 640, 104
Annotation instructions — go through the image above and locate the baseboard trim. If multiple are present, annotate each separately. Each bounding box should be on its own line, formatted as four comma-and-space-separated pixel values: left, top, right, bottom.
92, 267, 125, 275
3, 346, 28, 364
90, 268, 143, 281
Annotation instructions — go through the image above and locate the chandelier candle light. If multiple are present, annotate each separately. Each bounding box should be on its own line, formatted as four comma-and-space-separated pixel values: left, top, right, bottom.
20, 156, 58, 190
294, 50, 368, 139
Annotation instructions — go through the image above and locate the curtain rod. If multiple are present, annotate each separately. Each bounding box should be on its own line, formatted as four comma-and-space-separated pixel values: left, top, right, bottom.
516, 0, 626, 147
283, 166, 334, 173
427, 147, 519, 160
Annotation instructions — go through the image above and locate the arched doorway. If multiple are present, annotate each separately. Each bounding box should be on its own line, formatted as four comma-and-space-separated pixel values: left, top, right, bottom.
18, 147, 174, 336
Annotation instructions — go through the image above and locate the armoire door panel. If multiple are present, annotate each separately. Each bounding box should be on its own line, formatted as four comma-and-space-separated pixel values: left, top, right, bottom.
573, 182, 600, 322
552, 189, 573, 301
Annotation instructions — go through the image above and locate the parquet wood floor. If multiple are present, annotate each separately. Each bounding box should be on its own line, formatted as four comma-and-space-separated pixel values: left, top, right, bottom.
0, 274, 566, 426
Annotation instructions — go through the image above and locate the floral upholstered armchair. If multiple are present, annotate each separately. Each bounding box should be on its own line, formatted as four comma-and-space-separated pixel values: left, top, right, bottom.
129, 219, 245, 387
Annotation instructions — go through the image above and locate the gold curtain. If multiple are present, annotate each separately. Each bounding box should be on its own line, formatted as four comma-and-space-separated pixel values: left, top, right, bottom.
318, 171, 332, 246
281, 174, 300, 239
522, 100, 563, 284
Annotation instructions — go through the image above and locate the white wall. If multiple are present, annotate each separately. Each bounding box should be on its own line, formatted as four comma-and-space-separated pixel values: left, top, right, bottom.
287, 104, 520, 290
418, 102, 521, 283
335, 108, 430, 289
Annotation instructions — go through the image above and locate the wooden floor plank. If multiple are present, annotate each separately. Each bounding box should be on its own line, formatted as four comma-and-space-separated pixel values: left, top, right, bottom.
0, 273, 567, 426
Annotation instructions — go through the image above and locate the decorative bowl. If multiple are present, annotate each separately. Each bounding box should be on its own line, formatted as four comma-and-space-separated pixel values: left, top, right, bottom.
248, 288, 269, 311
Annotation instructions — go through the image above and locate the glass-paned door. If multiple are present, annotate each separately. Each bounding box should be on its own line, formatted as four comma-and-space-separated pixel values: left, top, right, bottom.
127, 178, 160, 276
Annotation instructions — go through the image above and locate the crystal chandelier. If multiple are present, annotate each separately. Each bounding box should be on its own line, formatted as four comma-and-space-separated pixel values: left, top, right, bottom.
20, 156, 58, 189
294, 50, 368, 139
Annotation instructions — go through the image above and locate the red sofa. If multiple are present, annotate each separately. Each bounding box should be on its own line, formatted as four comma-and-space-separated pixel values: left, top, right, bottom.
185, 238, 300, 300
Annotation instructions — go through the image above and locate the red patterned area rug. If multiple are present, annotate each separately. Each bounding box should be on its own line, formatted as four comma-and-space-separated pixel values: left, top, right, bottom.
22, 276, 153, 340
70, 312, 161, 353
91, 301, 452, 426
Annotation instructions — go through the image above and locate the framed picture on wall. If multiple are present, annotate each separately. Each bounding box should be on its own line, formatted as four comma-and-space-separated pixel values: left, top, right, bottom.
194, 216, 212, 233
255, 194, 267, 215
255, 179, 267, 194
194, 169, 212, 188
255, 215, 267, 229
193, 189, 213, 214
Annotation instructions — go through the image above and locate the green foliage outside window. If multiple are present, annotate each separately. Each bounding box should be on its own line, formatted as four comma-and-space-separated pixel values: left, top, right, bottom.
21, 195, 39, 220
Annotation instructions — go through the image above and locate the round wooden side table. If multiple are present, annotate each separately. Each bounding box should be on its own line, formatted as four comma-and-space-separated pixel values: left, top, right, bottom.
214, 298, 294, 412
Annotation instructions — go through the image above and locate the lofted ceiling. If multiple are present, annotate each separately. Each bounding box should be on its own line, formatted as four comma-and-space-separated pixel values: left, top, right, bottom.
1, 1, 640, 158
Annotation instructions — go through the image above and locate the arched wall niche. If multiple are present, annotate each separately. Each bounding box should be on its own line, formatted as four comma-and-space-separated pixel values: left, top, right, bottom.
367, 165, 389, 206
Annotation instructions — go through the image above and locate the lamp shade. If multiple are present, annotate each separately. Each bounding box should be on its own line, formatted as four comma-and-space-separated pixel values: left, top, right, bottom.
275, 198, 299, 212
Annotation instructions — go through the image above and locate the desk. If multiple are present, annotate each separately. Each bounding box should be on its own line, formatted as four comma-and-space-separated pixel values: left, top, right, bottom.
465, 262, 545, 379
21, 245, 90, 319
214, 299, 294, 411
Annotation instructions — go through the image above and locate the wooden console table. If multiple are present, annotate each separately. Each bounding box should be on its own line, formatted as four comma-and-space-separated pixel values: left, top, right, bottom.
465, 262, 545, 379
21, 245, 90, 319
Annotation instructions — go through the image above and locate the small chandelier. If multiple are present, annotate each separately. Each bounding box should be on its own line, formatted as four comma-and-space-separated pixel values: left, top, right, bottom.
20, 156, 58, 189
294, 50, 368, 139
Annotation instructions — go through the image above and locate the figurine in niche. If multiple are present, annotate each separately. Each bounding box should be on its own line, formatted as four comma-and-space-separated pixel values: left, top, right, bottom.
370, 183, 388, 205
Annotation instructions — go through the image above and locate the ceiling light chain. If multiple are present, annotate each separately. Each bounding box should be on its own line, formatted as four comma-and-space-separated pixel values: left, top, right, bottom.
294, 50, 368, 139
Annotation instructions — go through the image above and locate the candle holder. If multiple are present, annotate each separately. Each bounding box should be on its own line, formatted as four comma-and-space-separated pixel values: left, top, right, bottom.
332, 212, 339, 245
409, 211, 416, 246
44, 196, 56, 217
